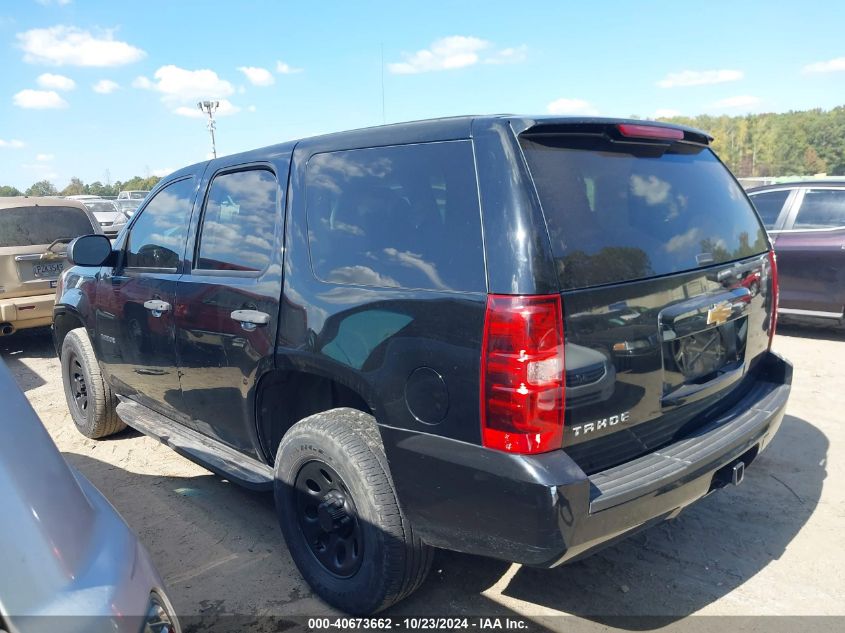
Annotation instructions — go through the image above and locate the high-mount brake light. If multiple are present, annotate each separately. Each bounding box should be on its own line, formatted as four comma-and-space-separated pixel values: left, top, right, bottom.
480, 294, 566, 454
767, 250, 779, 349
617, 123, 685, 141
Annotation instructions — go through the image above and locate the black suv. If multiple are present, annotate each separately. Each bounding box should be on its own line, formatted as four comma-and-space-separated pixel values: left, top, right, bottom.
53, 116, 791, 614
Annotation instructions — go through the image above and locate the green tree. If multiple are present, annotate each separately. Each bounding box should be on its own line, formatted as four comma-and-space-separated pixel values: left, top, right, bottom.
656, 104, 845, 177
24, 180, 58, 196
0, 185, 23, 196
60, 177, 85, 196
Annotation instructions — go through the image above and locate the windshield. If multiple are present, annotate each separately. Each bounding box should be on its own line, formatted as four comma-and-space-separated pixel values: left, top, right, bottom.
0, 206, 96, 247
520, 135, 769, 290
84, 201, 117, 213
130, 191, 148, 200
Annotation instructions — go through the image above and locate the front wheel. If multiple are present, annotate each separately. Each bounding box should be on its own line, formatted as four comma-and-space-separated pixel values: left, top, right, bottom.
61, 328, 125, 439
274, 408, 432, 614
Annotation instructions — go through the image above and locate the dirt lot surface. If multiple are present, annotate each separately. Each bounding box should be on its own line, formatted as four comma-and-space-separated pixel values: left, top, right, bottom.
2, 324, 843, 630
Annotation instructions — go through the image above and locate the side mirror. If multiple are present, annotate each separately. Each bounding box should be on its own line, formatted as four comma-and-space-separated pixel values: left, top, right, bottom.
67, 234, 113, 267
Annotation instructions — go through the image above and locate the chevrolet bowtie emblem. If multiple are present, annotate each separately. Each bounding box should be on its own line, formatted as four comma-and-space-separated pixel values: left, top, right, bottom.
706, 301, 732, 326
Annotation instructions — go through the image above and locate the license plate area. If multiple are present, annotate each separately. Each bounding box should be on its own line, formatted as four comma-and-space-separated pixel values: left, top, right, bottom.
18, 260, 64, 281
664, 317, 747, 385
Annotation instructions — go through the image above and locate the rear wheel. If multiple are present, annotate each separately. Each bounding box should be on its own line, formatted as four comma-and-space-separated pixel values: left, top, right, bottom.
61, 328, 125, 439
274, 408, 432, 614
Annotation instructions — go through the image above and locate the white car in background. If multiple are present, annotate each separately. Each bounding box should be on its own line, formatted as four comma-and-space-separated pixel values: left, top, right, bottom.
82, 199, 128, 238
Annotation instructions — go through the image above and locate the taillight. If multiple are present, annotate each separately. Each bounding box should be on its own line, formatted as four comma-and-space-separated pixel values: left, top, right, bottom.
768, 249, 778, 349
480, 294, 565, 454
616, 123, 684, 141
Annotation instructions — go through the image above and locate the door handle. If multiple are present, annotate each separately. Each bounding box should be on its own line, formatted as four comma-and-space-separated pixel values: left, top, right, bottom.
143, 299, 171, 317
230, 309, 270, 331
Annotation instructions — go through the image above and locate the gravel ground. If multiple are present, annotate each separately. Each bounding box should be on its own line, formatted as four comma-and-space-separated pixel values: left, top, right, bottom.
2, 324, 843, 631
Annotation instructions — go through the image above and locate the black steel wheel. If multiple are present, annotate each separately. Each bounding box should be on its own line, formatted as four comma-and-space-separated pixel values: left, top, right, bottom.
294, 460, 363, 578
274, 408, 433, 614
67, 350, 89, 415
61, 328, 125, 439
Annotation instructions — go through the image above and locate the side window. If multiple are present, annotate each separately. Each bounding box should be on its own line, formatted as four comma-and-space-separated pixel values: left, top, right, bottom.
793, 189, 845, 230
196, 169, 277, 272
125, 178, 194, 269
749, 190, 790, 229
305, 141, 485, 292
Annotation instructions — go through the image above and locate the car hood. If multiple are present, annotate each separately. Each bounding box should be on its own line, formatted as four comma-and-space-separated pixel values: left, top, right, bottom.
92, 211, 124, 223
0, 359, 158, 623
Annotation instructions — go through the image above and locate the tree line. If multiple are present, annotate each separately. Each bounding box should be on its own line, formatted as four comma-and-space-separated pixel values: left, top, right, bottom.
0, 175, 162, 198
659, 105, 845, 177
2, 105, 844, 196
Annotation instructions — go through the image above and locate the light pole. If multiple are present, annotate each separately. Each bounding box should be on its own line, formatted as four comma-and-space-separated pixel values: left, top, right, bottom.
197, 100, 220, 158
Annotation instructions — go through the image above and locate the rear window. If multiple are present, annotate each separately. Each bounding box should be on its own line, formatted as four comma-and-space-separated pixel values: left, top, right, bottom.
520, 135, 769, 290
0, 206, 96, 247
305, 140, 485, 292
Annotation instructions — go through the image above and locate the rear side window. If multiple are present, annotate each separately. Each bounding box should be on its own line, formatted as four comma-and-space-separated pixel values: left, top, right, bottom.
792, 189, 845, 229
196, 169, 277, 272
0, 206, 96, 247
749, 190, 790, 229
125, 178, 194, 269
305, 141, 485, 292
520, 135, 768, 290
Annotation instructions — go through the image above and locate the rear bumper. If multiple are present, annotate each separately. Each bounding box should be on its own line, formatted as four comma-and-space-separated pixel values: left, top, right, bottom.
383, 351, 791, 567
0, 293, 55, 332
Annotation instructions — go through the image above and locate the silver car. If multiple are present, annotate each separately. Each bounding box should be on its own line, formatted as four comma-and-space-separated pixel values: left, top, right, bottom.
0, 358, 180, 633
81, 199, 128, 238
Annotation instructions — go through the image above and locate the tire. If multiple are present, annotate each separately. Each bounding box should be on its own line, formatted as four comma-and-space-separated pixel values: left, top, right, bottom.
274, 408, 433, 614
61, 327, 126, 439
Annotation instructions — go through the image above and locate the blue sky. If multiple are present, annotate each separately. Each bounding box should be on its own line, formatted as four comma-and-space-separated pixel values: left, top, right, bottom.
1, 0, 844, 190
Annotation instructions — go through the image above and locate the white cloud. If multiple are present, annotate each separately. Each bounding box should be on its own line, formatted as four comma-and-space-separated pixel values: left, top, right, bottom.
388, 36, 525, 74
17, 25, 145, 67
546, 98, 599, 116
247, 105, 257, 112
0, 139, 25, 149
35, 0, 73, 5
657, 69, 743, 88
237, 66, 274, 86
135, 65, 234, 102
151, 167, 173, 178
37, 72, 75, 90
276, 60, 303, 74
653, 108, 681, 118
13, 89, 68, 109
803, 57, 845, 74
484, 45, 528, 65
132, 76, 152, 89
173, 99, 240, 118
36, 153, 54, 161
93, 79, 119, 94
711, 95, 761, 109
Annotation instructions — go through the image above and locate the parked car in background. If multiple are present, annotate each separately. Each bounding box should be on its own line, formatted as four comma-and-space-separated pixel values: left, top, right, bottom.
0, 358, 180, 633
115, 191, 150, 218
117, 190, 150, 202
1, 197, 102, 336
748, 181, 845, 325
83, 198, 127, 238
54, 116, 791, 614
115, 198, 143, 217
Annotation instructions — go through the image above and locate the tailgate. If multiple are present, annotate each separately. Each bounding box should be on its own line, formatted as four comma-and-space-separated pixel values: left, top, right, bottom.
0, 245, 68, 300
562, 255, 773, 473
518, 122, 775, 474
